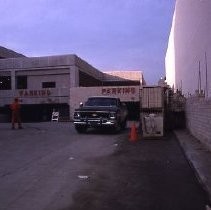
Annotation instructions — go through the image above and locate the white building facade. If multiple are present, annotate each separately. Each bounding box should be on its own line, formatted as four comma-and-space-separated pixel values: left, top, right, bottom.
166, 0, 211, 150
0, 54, 144, 121
165, 0, 211, 97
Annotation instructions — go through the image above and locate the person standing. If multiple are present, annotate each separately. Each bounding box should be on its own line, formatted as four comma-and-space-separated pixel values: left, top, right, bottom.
10, 98, 22, 129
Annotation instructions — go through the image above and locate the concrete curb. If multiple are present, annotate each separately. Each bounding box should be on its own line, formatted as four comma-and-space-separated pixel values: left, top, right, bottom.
174, 129, 211, 204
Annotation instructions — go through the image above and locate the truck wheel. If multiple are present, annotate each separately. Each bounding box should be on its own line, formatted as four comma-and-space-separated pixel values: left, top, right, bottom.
75, 125, 87, 133
113, 121, 121, 133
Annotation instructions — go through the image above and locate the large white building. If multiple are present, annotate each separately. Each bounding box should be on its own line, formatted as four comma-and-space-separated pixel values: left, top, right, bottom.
0, 49, 145, 121
165, 0, 211, 97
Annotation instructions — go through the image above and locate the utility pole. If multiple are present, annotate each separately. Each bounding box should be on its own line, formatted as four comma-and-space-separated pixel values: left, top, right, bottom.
205, 52, 208, 98
198, 61, 202, 95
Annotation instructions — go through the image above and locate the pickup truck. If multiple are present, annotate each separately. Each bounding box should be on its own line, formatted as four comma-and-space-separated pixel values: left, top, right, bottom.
73, 96, 128, 133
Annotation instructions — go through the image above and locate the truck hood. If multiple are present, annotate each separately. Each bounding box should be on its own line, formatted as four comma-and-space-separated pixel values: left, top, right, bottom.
75, 106, 118, 112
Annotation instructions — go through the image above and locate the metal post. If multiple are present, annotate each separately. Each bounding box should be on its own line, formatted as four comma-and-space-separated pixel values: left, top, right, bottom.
205, 52, 208, 98
198, 61, 201, 95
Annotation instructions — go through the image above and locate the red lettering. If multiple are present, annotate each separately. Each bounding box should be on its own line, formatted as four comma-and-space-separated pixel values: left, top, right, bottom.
106, 88, 111, 94
24, 91, 28, 96
102, 88, 106, 95
131, 88, 135, 94
124, 88, 130, 94
112, 88, 117, 94
33, 90, 37, 96
38, 90, 42, 96
18, 89, 52, 97
29, 91, 33, 96
117, 88, 122, 94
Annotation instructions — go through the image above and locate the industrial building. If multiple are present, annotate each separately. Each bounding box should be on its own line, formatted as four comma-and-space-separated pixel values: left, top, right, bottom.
165, 0, 211, 97
0, 47, 145, 122
0, 46, 25, 59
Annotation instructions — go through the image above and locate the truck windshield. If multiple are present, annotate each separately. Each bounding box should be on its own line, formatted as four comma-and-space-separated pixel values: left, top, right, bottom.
85, 98, 117, 106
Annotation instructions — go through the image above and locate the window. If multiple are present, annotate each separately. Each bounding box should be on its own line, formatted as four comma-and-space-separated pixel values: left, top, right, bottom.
85, 97, 117, 107
16, 76, 27, 89
0, 76, 11, 90
42, 82, 56, 88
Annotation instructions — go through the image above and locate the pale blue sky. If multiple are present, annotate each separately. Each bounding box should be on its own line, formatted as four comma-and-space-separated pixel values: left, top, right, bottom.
0, 0, 175, 84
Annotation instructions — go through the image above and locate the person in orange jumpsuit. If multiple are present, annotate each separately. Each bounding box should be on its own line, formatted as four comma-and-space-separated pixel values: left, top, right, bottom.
10, 98, 22, 129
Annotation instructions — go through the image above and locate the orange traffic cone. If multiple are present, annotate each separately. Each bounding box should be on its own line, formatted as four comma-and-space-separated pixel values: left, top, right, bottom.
129, 123, 138, 142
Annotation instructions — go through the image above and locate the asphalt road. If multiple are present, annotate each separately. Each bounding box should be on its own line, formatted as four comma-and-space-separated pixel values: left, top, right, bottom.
0, 122, 209, 210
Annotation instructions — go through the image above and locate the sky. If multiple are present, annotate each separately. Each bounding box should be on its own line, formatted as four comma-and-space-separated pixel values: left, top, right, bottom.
0, 0, 175, 84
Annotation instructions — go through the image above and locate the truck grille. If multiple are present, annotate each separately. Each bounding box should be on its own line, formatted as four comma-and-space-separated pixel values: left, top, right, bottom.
80, 112, 109, 119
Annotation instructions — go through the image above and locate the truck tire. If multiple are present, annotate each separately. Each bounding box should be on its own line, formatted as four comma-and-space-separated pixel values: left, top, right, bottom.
113, 120, 121, 133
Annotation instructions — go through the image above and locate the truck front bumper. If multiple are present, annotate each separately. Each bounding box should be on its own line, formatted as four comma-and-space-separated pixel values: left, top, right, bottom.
74, 118, 117, 127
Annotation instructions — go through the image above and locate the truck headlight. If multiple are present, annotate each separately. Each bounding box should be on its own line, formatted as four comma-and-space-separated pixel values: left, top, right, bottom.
74, 112, 80, 118
109, 112, 116, 119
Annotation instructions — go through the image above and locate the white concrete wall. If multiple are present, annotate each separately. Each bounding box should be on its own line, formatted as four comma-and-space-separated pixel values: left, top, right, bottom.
166, 0, 211, 97
69, 66, 79, 87
0, 68, 70, 106
165, 10, 176, 89
0, 88, 70, 106
186, 97, 211, 151
27, 74, 69, 89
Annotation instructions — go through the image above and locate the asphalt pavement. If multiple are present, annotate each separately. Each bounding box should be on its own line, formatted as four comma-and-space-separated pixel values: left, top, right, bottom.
0, 122, 210, 210
69, 128, 210, 210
